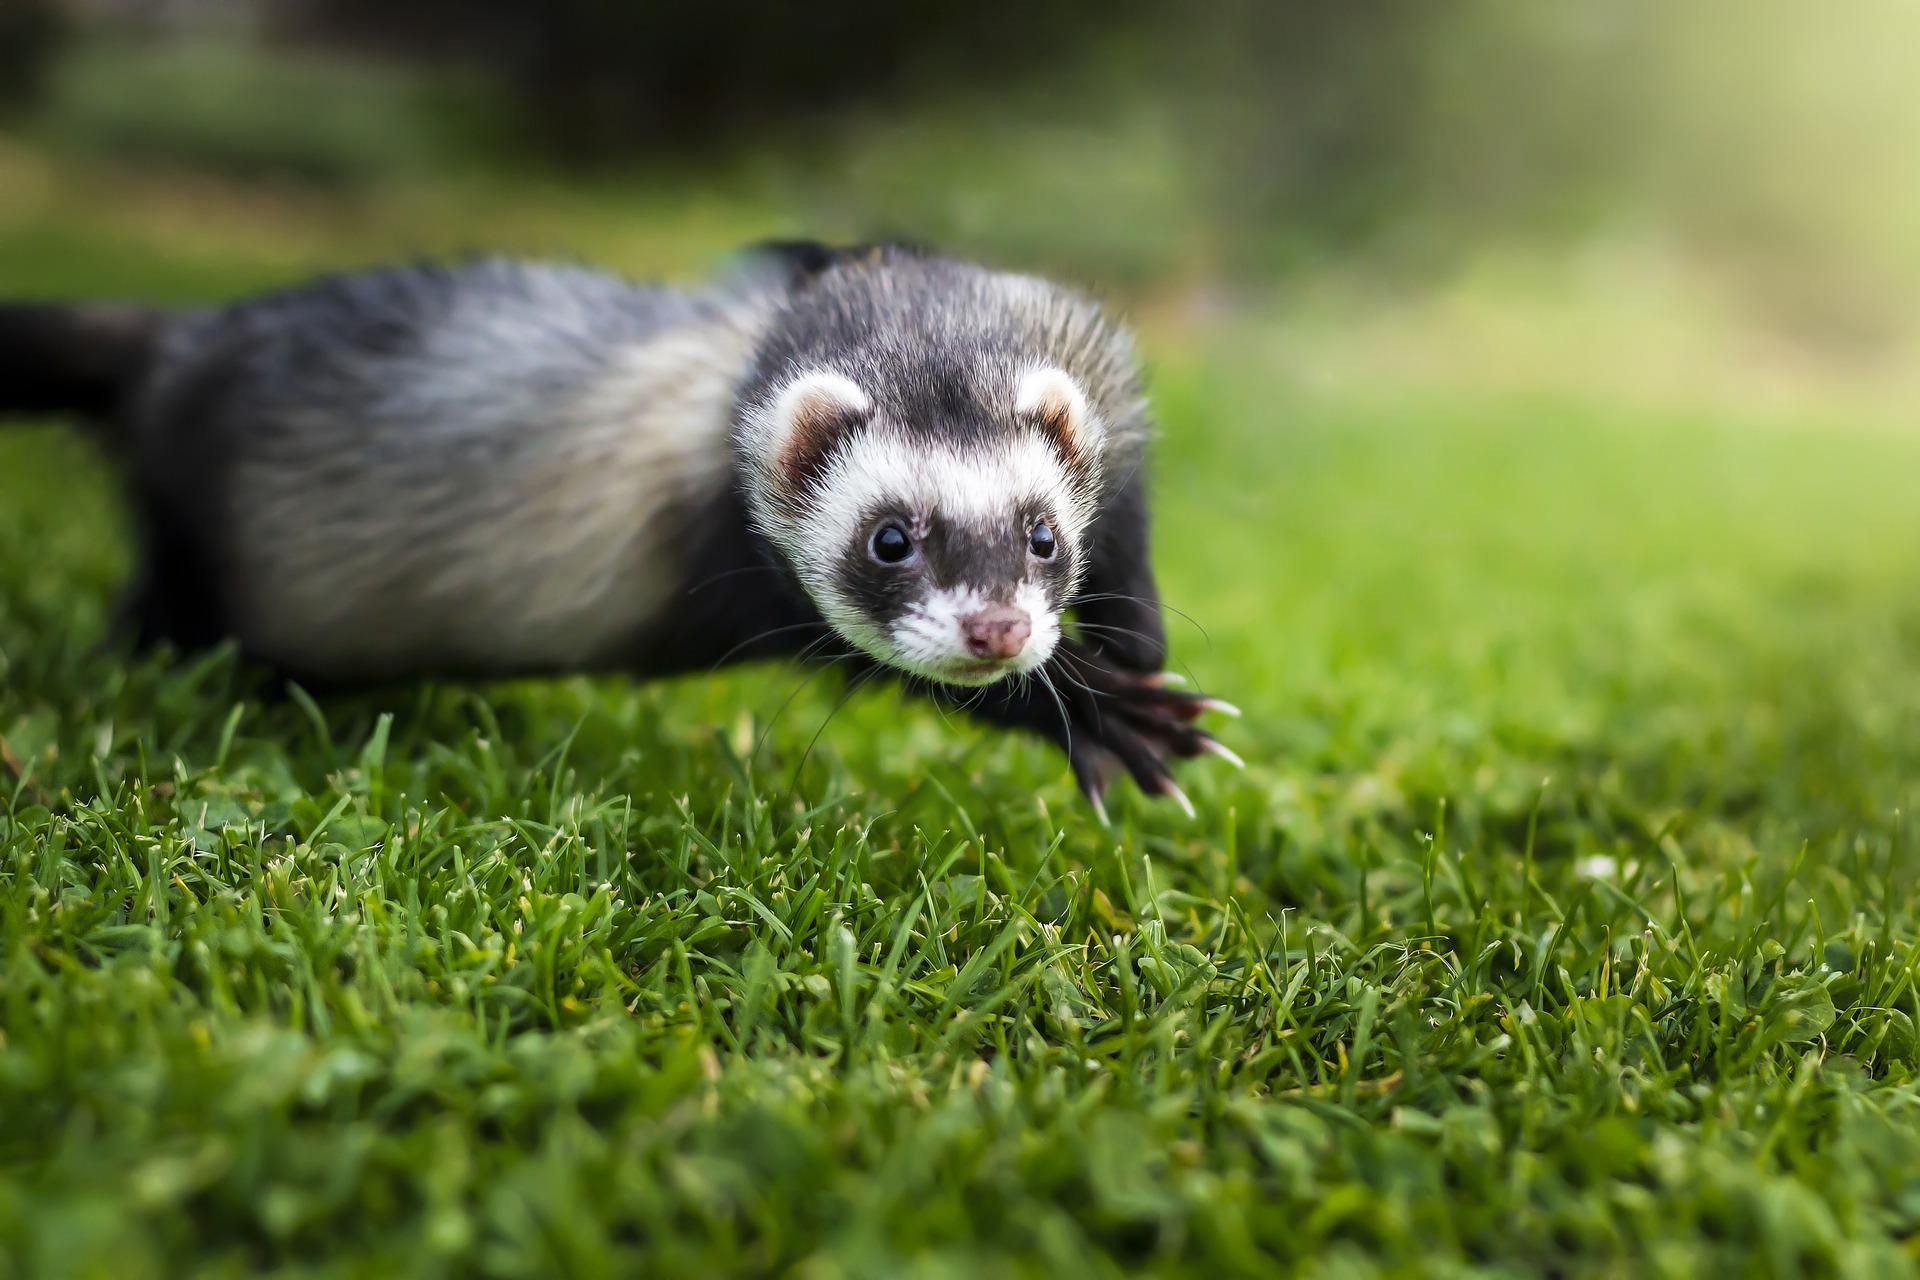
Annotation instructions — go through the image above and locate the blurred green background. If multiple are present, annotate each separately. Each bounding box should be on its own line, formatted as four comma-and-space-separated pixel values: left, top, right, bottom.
7, 0, 1920, 407
6, 4, 1920, 1277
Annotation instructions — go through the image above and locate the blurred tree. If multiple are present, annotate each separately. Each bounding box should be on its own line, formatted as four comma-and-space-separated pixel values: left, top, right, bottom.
0, 0, 68, 115
1169, 1, 1662, 272
295, 0, 1158, 160
1173, 1, 1446, 266
285, 0, 1615, 267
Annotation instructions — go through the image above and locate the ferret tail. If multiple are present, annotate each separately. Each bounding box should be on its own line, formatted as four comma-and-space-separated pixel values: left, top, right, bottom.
0, 302, 165, 427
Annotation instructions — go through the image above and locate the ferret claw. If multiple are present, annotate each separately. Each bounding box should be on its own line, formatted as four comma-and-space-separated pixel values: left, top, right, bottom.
1050, 643, 1239, 818
1200, 737, 1246, 769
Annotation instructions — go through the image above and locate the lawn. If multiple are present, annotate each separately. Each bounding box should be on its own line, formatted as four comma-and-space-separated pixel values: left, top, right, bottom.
4, 163, 1920, 1279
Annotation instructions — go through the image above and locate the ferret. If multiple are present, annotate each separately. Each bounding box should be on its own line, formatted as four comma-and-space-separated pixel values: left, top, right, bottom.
0, 242, 1238, 814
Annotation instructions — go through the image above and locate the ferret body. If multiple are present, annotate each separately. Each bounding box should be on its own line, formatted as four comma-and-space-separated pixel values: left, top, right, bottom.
0, 243, 1235, 809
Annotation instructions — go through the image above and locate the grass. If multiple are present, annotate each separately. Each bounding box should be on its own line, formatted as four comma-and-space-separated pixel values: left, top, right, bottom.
4, 160, 1920, 1279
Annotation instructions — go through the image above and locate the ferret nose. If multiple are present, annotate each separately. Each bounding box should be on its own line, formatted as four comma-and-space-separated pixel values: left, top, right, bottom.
960, 606, 1032, 659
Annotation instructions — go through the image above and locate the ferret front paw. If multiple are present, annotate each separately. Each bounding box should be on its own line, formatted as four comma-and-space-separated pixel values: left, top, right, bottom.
1046, 643, 1242, 821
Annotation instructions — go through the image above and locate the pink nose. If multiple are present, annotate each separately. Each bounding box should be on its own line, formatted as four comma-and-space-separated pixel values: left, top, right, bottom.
960, 606, 1032, 660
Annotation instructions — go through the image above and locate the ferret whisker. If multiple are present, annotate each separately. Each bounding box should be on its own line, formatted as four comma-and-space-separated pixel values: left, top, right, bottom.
1046, 656, 1112, 737
748, 637, 850, 766
785, 664, 884, 799
684, 563, 785, 597
1050, 658, 1112, 703
1073, 593, 1213, 647
1073, 620, 1165, 649
1070, 621, 1207, 692
918, 672, 964, 733
710, 620, 832, 672
1036, 665, 1074, 763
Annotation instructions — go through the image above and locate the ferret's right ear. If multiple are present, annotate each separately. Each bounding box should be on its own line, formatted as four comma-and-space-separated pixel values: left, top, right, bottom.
766, 370, 873, 492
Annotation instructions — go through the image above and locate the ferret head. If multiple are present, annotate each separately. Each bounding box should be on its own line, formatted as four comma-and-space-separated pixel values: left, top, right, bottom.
740, 363, 1105, 686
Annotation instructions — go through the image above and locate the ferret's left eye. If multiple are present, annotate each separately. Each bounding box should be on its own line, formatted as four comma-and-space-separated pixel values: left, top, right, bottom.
1029, 521, 1056, 559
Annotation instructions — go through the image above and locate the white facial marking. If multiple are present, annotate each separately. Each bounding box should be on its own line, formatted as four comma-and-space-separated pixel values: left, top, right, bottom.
1014, 578, 1060, 668
811, 432, 1091, 555
787, 431, 1087, 682
737, 368, 1097, 688
883, 582, 1058, 686
890, 585, 989, 683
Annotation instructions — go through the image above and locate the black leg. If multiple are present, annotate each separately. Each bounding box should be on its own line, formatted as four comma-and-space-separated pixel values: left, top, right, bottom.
116, 495, 230, 654
1072, 463, 1167, 672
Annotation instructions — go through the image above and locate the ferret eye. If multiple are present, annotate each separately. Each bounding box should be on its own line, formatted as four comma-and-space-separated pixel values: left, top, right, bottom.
1028, 521, 1057, 559
870, 523, 914, 564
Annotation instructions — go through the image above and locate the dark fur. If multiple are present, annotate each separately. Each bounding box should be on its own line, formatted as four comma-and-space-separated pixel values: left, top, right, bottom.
0, 302, 161, 423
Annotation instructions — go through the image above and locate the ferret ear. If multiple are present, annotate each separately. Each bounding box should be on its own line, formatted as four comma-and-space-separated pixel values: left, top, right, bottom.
1016, 366, 1098, 472
767, 370, 873, 492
